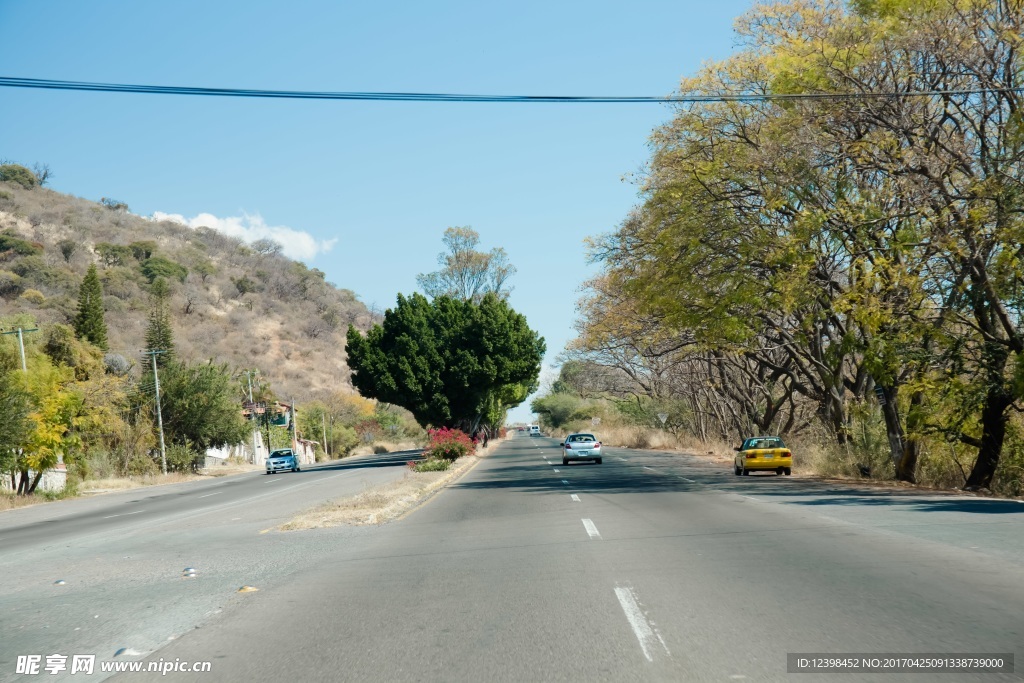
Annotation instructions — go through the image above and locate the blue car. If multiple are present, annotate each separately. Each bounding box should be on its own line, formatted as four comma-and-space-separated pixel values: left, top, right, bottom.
266, 448, 300, 474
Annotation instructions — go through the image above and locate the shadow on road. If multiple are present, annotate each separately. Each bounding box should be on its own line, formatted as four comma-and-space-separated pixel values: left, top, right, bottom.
459, 448, 1024, 516
301, 450, 424, 473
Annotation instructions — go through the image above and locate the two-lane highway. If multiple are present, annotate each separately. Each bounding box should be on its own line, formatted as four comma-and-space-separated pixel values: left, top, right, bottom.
121, 434, 1023, 681
0, 451, 421, 681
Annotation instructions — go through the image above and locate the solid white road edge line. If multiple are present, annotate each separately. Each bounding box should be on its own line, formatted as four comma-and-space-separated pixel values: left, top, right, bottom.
614, 585, 671, 662
197, 492, 222, 498
582, 518, 601, 539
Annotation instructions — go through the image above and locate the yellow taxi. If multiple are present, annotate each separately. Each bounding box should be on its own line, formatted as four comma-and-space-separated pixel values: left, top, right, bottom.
734, 436, 792, 476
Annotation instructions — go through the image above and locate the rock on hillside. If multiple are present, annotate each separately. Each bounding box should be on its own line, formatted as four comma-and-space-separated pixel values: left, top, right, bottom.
0, 181, 373, 400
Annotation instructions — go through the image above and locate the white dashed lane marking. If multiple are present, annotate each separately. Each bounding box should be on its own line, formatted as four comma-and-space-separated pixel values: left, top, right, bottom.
103, 510, 144, 519
581, 518, 601, 539
571, 494, 580, 502
614, 585, 671, 662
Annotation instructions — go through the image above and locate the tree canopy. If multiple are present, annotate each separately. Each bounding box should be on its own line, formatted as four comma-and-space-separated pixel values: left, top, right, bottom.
346, 292, 544, 431
416, 227, 517, 303
564, 0, 1024, 491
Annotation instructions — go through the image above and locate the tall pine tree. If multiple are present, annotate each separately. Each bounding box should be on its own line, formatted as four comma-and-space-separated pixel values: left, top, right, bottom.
74, 264, 108, 350
143, 278, 175, 370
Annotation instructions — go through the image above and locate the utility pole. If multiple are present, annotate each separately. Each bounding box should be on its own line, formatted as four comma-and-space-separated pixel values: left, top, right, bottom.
143, 349, 168, 474
1, 327, 40, 372
290, 398, 298, 452
242, 369, 260, 464
322, 412, 328, 459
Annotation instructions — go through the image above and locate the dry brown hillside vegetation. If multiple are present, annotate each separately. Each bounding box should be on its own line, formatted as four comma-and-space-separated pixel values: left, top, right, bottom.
0, 180, 375, 400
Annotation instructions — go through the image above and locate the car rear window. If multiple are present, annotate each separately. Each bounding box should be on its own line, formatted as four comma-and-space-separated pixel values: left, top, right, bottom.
570, 434, 596, 442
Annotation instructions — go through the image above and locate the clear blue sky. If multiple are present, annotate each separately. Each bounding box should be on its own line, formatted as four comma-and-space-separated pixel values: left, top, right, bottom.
0, 0, 753, 423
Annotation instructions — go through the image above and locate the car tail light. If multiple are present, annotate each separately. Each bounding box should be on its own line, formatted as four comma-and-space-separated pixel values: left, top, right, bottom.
783, 450, 792, 458
595, 443, 601, 448
565, 443, 572, 449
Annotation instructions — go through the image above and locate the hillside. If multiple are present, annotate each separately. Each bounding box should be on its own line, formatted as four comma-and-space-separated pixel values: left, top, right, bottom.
0, 179, 374, 400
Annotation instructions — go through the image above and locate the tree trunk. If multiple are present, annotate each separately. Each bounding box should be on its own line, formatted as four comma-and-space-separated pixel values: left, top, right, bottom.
964, 388, 1012, 491
894, 391, 923, 483
877, 385, 910, 479
28, 469, 43, 495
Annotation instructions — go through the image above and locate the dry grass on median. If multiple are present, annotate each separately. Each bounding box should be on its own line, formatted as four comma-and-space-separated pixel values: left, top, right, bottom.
278, 454, 481, 531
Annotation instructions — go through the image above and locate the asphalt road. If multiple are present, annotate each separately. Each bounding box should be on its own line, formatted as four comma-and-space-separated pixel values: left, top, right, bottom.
0, 451, 421, 682
96, 433, 1023, 683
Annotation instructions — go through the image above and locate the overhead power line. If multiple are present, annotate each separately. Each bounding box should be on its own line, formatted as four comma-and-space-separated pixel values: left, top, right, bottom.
0, 76, 1021, 104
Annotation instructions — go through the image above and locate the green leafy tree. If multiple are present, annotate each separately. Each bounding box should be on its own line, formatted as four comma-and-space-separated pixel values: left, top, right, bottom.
0, 364, 32, 481
141, 256, 188, 283
159, 360, 249, 452
73, 264, 108, 350
346, 292, 544, 431
94, 242, 133, 267
128, 241, 158, 261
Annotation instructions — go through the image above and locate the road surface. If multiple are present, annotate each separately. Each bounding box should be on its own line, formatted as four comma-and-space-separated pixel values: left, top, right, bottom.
4, 436, 1022, 681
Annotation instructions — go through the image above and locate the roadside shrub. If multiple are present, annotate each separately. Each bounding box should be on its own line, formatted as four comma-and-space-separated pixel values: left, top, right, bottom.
39, 479, 80, 501
330, 425, 360, 456
423, 427, 475, 461
82, 449, 118, 480
124, 452, 159, 477
412, 458, 450, 472
166, 443, 204, 473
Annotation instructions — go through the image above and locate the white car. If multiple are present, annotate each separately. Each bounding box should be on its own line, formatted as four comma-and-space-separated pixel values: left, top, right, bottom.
561, 433, 602, 465
528, 425, 541, 437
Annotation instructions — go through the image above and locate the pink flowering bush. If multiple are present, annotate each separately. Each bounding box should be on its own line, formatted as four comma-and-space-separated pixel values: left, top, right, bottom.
424, 427, 476, 461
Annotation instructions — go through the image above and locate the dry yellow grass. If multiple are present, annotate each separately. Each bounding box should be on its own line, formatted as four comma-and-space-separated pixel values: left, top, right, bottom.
278, 454, 480, 530
0, 492, 45, 511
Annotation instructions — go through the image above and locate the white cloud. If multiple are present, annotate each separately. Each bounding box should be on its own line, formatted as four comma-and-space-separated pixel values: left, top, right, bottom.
151, 211, 337, 262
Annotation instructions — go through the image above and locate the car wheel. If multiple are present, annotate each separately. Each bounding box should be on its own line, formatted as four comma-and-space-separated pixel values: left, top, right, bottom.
742, 468, 749, 476
297, 466, 301, 472
784, 467, 792, 476
776, 467, 783, 476
595, 458, 602, 464
734, 465, 741, 476
562, 459, 568, 466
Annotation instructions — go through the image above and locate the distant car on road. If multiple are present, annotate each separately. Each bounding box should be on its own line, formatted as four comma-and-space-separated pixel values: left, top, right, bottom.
266, 448, 301, 474
561, 433, 602, 465
734, 436, 791, 476
528, 425, 541, 437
